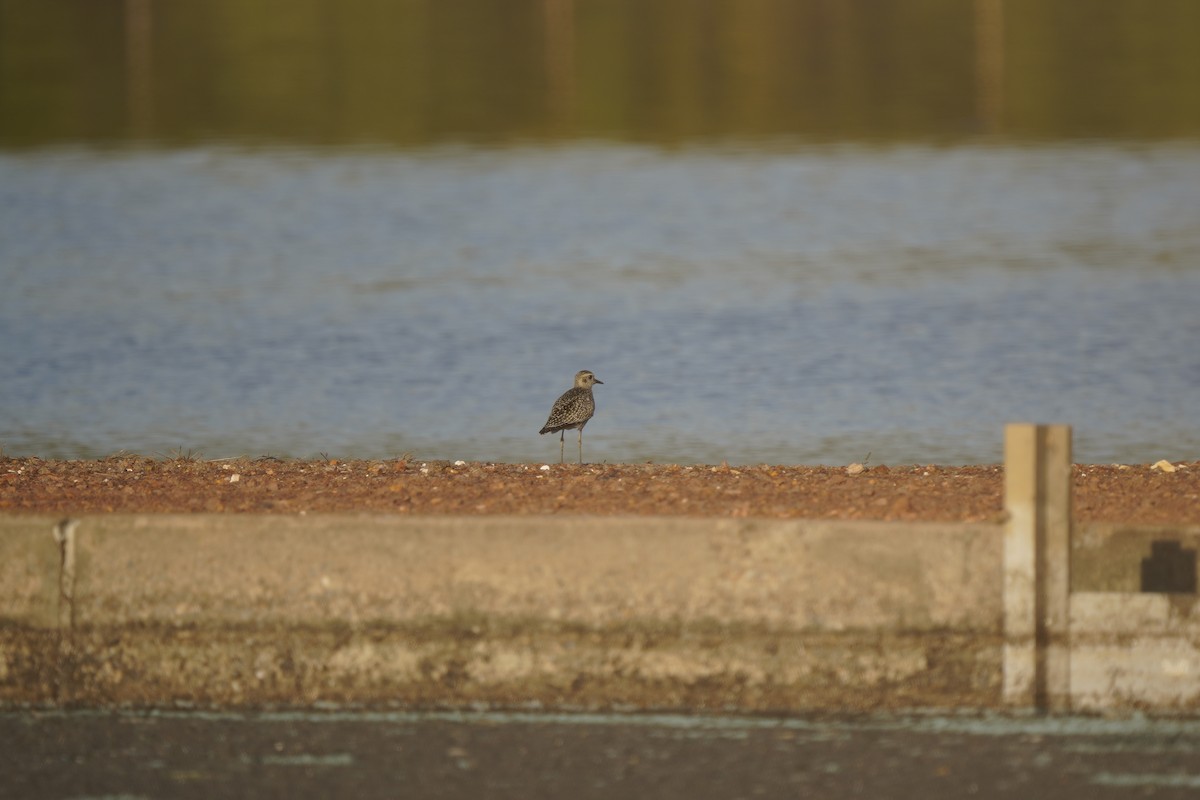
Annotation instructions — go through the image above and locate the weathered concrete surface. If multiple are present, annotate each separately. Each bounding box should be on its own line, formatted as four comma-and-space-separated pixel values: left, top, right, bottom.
1071, 591, 1200, 712
1068, 525, 1200, 712
1071, 592, 1200, 711
1073, 524, 1200, 592
0, 514, 1002, 710
0, 516, 62, 629
64, 515, 1000, 629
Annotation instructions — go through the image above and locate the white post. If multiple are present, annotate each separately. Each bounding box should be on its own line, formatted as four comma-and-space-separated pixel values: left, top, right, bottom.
1003, 423, 1072, 709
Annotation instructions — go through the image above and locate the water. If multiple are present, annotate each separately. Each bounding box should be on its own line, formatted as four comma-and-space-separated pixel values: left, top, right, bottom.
8, 708, 1200, 799
3, 144, 1199, 465
2, 0, 1199, 464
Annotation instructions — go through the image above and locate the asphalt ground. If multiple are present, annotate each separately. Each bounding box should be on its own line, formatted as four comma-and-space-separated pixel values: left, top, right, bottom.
5, 709, 1200, 799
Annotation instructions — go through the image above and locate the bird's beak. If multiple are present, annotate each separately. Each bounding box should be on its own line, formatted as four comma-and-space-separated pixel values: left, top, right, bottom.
595, 379, 604, 384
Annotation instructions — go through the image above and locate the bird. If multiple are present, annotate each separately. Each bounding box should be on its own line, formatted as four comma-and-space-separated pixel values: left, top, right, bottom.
539, 370, 603, 464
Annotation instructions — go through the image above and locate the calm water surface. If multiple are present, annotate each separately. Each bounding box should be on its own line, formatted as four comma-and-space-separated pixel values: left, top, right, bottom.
10, 710, 1200, 799
3, 144, 1198, 464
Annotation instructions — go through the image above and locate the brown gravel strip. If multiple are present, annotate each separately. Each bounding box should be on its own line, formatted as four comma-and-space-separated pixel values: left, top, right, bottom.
2, 456, 1197, 523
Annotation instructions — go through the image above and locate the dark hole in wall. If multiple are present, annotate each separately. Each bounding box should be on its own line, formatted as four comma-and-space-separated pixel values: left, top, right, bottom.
1141, 540, 1197, 594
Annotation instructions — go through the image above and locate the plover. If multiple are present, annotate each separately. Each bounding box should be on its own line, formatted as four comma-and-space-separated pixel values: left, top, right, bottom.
539, 370, 603, 464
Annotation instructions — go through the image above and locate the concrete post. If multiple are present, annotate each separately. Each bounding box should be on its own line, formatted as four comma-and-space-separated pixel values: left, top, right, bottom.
1003, 423, 1073, 709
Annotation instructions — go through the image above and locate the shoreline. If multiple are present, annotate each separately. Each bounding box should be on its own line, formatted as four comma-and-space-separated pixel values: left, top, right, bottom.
2, 456, 1196, 524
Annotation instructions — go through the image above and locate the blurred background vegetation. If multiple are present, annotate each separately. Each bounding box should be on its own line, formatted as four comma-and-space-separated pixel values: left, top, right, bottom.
1, 0, 1198, 149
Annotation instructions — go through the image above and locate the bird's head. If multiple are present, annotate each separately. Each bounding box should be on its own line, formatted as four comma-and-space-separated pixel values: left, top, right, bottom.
575, 370, 603, 388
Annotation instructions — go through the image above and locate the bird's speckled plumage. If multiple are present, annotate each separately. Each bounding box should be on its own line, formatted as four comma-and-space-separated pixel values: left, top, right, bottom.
540, 370, 603, 463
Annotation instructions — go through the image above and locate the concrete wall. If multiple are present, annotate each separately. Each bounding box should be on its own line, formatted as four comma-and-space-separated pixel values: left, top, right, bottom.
1, 514, 1001, 710
5, 513, 1200, 712
1070, 523, 1200, 711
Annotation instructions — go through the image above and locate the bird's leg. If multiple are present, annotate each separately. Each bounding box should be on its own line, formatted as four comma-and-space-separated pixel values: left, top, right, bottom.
578, 428, 583, 464
559, 430, 565, 464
